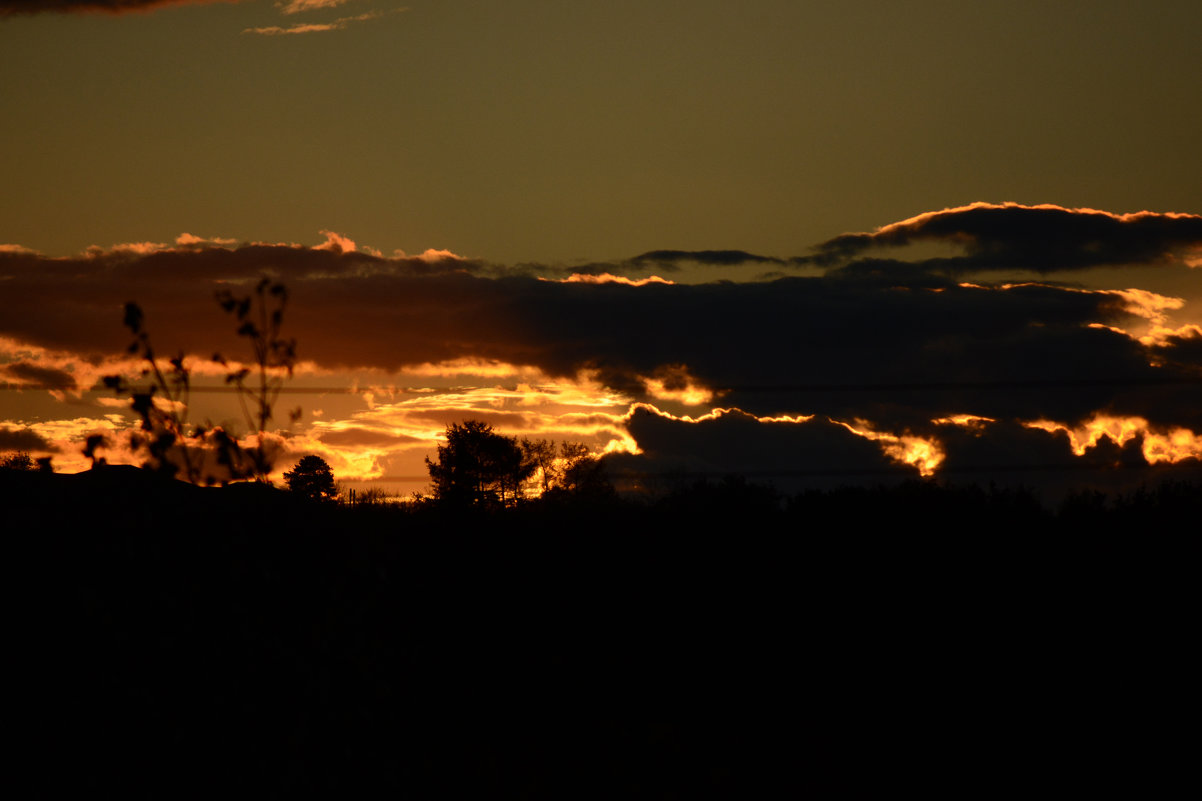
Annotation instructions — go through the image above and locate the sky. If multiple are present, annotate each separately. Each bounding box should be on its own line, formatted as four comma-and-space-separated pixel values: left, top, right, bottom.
2, 0, 1201, 498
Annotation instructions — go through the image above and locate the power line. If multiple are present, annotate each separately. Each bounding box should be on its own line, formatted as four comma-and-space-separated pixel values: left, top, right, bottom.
726, 376, 1202, 392
3, 375, 1201, 394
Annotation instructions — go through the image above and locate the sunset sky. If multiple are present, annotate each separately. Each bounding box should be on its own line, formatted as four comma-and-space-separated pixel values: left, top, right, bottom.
2, 0, 1200, 497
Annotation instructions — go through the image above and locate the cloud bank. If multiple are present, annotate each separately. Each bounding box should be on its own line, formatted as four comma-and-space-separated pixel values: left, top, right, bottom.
3, 205, 1199, 491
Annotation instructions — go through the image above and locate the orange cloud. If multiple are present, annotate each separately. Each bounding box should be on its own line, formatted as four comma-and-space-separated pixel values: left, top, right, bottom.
314, 230, 357, 254
293, 376, 639, 487
176, 233, 239, 248
555, 273, 675, 287
1103, 288, 1185, 322
276, 0, 350, 13
1142, 323, 1202, 349
833, 419, 944, 476
244, 8, 402, 36
1143, 428, 1202, 464
640, 365, 715, 406
0, 336, 145, 397
1024, 415, 1202, 464
390, 248, 466, 263
87, 240, 171, 257
932, 414, 995, 428
401, 358, 529, 379
12, 415, 132, 472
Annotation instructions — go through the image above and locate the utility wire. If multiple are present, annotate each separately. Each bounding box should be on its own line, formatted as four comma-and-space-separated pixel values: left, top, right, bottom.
4, 375, 1201, 393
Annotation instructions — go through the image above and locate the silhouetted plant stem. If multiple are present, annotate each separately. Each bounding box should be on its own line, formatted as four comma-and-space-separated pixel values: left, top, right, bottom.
215, 278, 299, 481
102, 303, 203, 483
103, 280, 298, 484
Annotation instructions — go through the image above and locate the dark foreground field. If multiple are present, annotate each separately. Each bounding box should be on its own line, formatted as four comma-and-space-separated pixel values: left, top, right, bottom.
5, 466, 1196, 797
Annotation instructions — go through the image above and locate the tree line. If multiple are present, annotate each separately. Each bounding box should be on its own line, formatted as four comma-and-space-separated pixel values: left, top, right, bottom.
278, 419, 612, 508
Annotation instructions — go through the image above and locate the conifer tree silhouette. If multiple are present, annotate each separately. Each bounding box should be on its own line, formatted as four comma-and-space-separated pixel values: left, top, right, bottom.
426, 420, 532, 508
283, 455, 337, 502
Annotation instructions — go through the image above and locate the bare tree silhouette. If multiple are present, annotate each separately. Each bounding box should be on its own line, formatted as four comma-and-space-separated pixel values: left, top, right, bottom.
519, 438, 612, 498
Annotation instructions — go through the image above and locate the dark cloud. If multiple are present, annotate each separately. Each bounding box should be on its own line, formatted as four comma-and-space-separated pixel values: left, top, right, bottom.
0, 0, 234, 15
372, 407, 543, 433
0, 426, 57, 454
1, 362, 77, 391
604, 406, 904, 493
480, 276, 1199, 432
0, 242, 478, 358
805, 203, 1202, 274
822, 258, 965, 287
316, 428, 423, 449
1152, 329, 1202, 375
936, 419, 1202, 500
606, 409, 1202, 500
500, 251, 783, 280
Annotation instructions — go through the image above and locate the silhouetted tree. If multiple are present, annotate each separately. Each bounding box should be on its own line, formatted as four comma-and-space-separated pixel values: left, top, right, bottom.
284, 455, 337, 502
556, 441, 612, 496
515, 437, 613, 500
427, 421, 533, 508
520, 437, 558, 493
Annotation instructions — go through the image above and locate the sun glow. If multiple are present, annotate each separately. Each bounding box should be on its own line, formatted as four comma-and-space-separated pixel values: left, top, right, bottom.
932, 414, 996, 427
